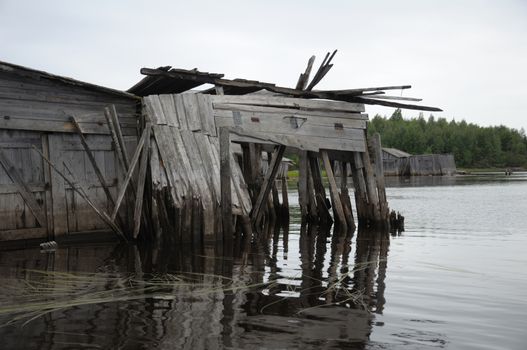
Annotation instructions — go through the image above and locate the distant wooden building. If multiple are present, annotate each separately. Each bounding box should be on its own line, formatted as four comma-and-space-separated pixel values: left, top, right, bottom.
382, 147, 456, 176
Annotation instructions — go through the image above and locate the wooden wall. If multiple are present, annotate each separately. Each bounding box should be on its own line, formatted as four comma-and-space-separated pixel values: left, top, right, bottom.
0, 66, 140, 242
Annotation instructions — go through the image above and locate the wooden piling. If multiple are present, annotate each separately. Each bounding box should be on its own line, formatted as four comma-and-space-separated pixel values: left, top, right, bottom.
219, 127, 233, 242
308, 152, 332, 224
370, 133, 389, 223
321, 151, 347, 232
251, 145, 286, 228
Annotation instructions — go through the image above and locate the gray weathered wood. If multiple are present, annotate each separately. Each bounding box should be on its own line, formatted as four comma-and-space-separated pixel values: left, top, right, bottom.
211, 95, 365, 113
251, 145, 286, 227
297, 150, 309, 218
32, 145, 126, 240
109, 105, 132, 168
71, 116, 116, 208
370, 133, 389, 223
111, 126, 148, 221
295, 55, 316, 90
321, 150, 347, 232
0, 148, 47, 227
219, 127, 233, 240
132, 123, 152, 238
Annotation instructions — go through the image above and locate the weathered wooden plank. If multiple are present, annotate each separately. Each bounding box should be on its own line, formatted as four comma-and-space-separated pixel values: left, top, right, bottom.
133, 124, 151, 238
370, 133, 389, 222
47, 134, 68, 234
228, 130, 365, 153
0, 227, 47, 241
71, 116, 116, 209
159, 94, 179, 128
214, 112, 366, 140
321, 151, 347, 231
181, 94, 202, 131
219, 127, 233, 240
0, 149, 47, 227
0, 116, 119, 135
144, 95, 167, 125
213, 103, 368, 121
181, 131, 215, 239
197, 93, 216, 136
297, 150, 309, 218
295, 55, 316, 90
251, 145, 286, 227
211, 95, 365, 113
171, 129, 195, 194
173, 94, 188, 129
0, 183, 46, 194
111, 126, 148, 221
109, 105, 132, 169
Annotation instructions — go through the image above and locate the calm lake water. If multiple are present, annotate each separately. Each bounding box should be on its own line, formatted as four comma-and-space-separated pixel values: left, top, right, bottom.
0, 173, 526, 349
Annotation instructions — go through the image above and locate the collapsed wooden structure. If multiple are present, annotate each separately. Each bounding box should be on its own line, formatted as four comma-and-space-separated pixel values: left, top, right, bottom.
0, 52, 441, 245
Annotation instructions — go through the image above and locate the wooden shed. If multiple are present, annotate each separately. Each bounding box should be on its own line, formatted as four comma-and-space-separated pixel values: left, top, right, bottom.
381, 147, 456, 176
0, 61, 140, 242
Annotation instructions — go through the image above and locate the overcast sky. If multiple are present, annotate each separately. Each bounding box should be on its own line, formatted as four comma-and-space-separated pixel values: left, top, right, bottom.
1, 0, 526, 130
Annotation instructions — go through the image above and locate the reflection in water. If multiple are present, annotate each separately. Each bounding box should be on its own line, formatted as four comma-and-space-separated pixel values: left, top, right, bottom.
0, 222, 392, 349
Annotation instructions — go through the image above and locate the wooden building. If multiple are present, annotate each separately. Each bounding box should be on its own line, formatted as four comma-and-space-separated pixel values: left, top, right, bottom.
382, 147, 456, 176
0, 53, 441, 245
0, 61, 139, 242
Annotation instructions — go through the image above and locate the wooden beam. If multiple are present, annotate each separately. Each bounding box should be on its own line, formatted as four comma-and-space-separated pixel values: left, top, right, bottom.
251, 145, 286, 227
111, 125, 148, 221
295, 55, 316, 90
370, 133, 389, 223
0, 149, 47, 227
321, 150, 347, 232
132, 123, 152, 238
219, 127, 233, 241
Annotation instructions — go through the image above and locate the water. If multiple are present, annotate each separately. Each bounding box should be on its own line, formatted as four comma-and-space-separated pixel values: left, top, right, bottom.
0, 173, 526, 349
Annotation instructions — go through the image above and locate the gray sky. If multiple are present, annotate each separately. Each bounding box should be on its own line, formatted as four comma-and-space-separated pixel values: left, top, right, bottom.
1, 0, 526, 130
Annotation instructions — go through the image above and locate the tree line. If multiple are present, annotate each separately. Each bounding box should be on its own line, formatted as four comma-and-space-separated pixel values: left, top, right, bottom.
367, 110, 527, 168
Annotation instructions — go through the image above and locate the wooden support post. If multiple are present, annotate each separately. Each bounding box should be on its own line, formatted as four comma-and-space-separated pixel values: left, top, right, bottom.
281, 171, 289, 216
251, 145, 286, 227
321, 151, 347, 232
350, 152, 369, 224
297, 150, 309, 219
370, 133, 389, 223
219, 127, 233, 242
339, 161, 355, 230
307, 162, 318, 219
132, 124, 151, 239
268, 151, 280, 214
308, 152, 332, 224
360, 135, 382, 223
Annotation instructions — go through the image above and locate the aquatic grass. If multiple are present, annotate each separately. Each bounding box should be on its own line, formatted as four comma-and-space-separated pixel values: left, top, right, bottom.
0, 269, 271, 327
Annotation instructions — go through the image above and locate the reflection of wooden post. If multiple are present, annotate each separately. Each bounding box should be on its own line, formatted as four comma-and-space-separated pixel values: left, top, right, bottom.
219, 127, 233, 242
321, 151, 347, 232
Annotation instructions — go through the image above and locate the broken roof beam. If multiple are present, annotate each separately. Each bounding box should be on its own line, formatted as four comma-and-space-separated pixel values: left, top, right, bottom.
128, 67, 225, 96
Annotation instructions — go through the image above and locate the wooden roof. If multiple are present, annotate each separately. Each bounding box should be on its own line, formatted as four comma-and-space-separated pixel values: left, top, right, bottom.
128, 56, 442, 113
0, 60, 138, 100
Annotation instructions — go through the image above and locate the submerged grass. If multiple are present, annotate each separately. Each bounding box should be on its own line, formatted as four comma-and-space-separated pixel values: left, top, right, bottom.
0, 269, 268, 327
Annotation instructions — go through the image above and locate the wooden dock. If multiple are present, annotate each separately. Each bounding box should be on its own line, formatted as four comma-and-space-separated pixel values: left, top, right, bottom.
0, 53, 441, 246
